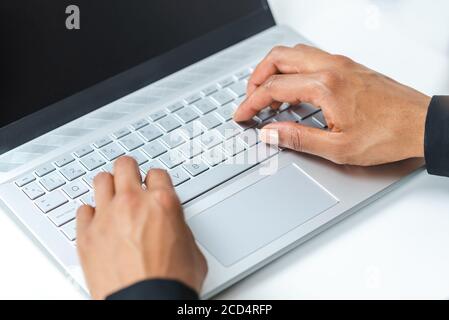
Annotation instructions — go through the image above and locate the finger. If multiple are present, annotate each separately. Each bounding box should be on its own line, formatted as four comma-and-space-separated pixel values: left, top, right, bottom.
248, 44, 332, 97
93, 172, 115, 208
269, 101, 283, 111
235, 73, 329, 122
76, 205, 95, 237
113, 156, 142, 193
260, 122, 339, 161
145, 169, 173, 192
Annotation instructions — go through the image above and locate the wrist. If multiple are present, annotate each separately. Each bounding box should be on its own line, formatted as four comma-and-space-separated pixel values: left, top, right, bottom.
410, 95, 431, 158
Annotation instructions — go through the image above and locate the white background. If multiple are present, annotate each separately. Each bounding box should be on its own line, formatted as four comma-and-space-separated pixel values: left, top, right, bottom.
1, 0, 449, 299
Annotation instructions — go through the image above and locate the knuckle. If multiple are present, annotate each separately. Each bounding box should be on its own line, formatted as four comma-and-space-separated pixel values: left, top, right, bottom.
151, 188, 176, 207
263, 75, 280, 90
268, 45, 287, 62
294, 43, 308, 51
332, 54, 354, 67
116, 192, 140, 209
318, 71, 340, 89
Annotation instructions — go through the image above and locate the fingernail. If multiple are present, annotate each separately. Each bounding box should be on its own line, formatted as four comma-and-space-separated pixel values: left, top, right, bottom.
260, 128, 279, 146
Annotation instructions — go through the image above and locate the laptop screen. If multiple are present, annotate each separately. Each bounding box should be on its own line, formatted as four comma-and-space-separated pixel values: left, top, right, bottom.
0, 0, 273, 153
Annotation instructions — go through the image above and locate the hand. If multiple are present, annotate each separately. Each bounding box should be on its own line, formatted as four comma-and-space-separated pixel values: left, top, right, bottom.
76, 157, 208, 300
234, 44, 431, 166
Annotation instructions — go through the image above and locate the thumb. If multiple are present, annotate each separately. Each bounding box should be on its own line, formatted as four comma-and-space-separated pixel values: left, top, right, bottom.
260, 122, 337, 161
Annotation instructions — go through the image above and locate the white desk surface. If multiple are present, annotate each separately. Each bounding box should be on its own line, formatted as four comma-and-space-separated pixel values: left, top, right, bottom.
1, 0, 448, 299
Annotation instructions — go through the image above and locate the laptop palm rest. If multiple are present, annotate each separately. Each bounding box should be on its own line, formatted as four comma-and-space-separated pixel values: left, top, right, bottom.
188, 164, 339, 267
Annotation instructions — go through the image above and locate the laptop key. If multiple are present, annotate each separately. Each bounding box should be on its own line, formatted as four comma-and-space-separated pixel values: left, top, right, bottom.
74, 145, 94, 158
216, 122, 241, 140
55, 154, 75, 168
179, 122, 204, 140
128, 149, 148, 166
255, 107, 277, 122
140, 160, 166, 176
222, 139, 246, 157
174, 107, 199, 124
178, 141, 203, 159
138, 124, 163, 142
273, 111, 300, 123
81, 192, 96, 207
201, 85, 218, 96
202, 147, 227, 167
300, 117, 322, 129
238, 128, 260, 148
210, 91, 234, 106
119, 133, 144, 151
61, 220, 77, 241
48, 202, 78, 227
175, 150, 257, 204
93, 137, 113, 149
198, 130, 223, 149
60, 163, 87, 181
103, 162, 114, 174
235, 69, 252, 80
35, 163, 55, 177
112, 128, 131, 139
233, 118, 259, 131
148, 110, 167, 122
216, 104, 236, 122
22, 182, 45, 200
35, 190, 68, 213
166, 102, 184, 113
199, 113, 221, 130
312, 112, 328, 128
83, 169, 102, 188
183, 160, 209, 177
218, 77, 235, 88
62, 181, 89, 199
130, 119, 149, 131
290, 103, 320, 120
40, 173, 66, 191
157, 115, 181, 133
99, 142, 125, 161
168, 167, 190, 187
159, 150, 185, 169
15, 174, 36, 187
192, 99, 217, 115
228, 82, 247, 98
161, 130, 186, 149
142, 140, 167, 159
79, 152, 106, 171
184, 93, 203, 105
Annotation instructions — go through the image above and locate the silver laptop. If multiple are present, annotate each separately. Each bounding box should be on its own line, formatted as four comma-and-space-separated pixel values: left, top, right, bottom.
0, 1, 422, 298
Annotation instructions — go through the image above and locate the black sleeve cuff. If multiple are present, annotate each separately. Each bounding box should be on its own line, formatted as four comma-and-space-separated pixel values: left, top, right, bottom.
106, 279, 199, 300
424, 96, 449, 177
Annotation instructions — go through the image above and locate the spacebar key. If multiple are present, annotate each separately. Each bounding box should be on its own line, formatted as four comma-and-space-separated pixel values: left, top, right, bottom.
175, 144, 279, 204
176, 163, 253, 204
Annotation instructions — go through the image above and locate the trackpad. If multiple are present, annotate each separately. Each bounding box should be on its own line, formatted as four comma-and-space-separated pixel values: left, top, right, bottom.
188, 164, 338, 267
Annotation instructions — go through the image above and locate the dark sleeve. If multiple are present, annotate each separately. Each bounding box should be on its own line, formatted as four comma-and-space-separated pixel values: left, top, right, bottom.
106, 279, 199, 300
424, 96, 449, 177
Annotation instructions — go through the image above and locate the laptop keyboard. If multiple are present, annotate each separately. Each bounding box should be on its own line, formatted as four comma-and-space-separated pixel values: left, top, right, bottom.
13, 66, 326, 243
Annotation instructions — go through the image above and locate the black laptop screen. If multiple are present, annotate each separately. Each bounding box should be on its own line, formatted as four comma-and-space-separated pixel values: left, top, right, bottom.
0, 0, 273, 152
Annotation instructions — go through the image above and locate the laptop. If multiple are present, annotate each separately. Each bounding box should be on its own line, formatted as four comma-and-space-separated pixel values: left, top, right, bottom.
0, 0, 423, 298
